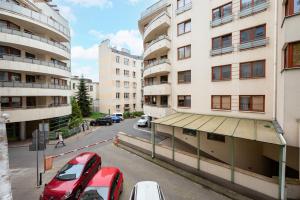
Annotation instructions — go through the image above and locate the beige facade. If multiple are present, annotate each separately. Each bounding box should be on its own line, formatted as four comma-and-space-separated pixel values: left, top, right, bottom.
99, 40, 143, 114
139, 0, 300, 198
0, 0, 71, 140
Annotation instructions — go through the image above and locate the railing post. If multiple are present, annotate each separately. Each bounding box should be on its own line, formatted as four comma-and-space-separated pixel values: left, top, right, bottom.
172, 127, 175, 161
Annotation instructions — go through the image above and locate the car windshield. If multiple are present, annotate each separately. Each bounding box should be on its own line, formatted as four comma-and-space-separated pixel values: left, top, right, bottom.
56, 164, 84, 181
141, 116, 145, 120
116, 114, 122, 117
80, 187, 109, 200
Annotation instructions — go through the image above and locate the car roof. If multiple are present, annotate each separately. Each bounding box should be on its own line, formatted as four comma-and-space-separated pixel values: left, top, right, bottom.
135, 181, 161, 200
87, 167, 120, 187
68, 152, 96, 165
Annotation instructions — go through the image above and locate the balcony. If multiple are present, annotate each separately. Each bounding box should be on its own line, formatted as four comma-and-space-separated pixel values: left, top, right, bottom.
140, 0, 169, 20
176, 2, 192, 15
0, 0, 70, 40
144, 12, 171, 42
144, 35, 171, 60
210, 46, 234, 56
211, 14, 233, 28
238, 38, 269, 51
1, 105, 71, 123
143, 104, 172, 119
0, 55, 71, 77
239, 0, 270, 18
144, 83, 171, 96
144, 59, 171, 78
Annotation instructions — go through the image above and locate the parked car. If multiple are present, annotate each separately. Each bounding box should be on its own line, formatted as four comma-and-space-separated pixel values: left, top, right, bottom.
130, 181, 165, 200
80, 167, 124, 200
110, 115, 121, 123
90, 117, 113, 126
113, 113, 124, 121
40, 152, 102, 200
136, 115, 150, 127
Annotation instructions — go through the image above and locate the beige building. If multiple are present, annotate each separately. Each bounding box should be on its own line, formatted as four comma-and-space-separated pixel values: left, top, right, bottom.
139, 0, 300, 199
0, 0, 71, 141
71, 76, 100, 112
99, 39, 143, 114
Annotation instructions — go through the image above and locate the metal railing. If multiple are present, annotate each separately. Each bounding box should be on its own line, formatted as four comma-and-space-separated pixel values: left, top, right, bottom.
0, 54, 71, 72
211, 14, 233, 27
144, 82, 170, 87
0, 0, 70, 38
144, 59, 170, 69
144, 103, 169, 108
144, 11, 170, 33
141, 0, 169, 19
210, 46, 234, 56
239, 0, 269, 18
239, 38, 269, 50
145, 35, 170, 50
0, 27, 70, 52
0, 81, 71, 90
176, 2, 192, 15
1, 104, 70, 111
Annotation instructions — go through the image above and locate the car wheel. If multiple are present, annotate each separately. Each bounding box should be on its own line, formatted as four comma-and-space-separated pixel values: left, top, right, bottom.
75, 188, 82, 199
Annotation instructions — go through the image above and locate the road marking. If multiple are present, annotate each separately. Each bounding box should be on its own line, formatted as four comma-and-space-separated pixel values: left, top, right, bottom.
133, 124, 151, 133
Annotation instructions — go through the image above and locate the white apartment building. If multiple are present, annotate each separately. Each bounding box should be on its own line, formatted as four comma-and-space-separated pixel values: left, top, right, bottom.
71, 76, 100, 112
99, 39, 143, 114
139, 0, 300, 199
0, 0, 71, 141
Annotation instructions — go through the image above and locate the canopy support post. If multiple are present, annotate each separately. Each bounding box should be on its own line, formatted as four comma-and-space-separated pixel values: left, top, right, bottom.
230, 136, 235, 183
279, 144, 286, 200
197, 131, 200, 171
151, 122, 156, 158
172, 127, 175, 161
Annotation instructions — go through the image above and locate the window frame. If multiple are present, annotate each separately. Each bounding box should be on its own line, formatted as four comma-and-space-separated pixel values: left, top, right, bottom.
284, 41, 300, 68
212, 34, 232, 50
178, 70, 191, 84
285, 0, 300, 16
239, 60, 266, 79
177, 45, 191, 60
212, 2, 232, 20
240, 24, 266, 44
177, 19, 191, 36
211, 95, 232, 110
177, 95, 191, 108
211, 65, 232, 81
239, 95, 265, 112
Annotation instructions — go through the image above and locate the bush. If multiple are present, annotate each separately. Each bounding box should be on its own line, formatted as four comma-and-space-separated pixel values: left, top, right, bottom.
132, 111, 144, 117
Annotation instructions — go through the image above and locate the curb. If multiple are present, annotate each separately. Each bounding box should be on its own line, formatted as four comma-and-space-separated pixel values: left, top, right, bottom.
117, 143, 253, 200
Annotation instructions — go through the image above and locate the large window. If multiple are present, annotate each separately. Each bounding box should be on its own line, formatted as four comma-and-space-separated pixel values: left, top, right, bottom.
0, 71, 21, 82
124, 93, 130, 99
212, 65, 231, 81
116, 93, 120, 99
0, 45, 21, 57
240, 60, 265, 79
178, 70, 191, 83
240, 24, 266, 43
124, 70, 130, 77
212, 3, 232, 20
160, 96, 168, 106
284, 41, 300, 68
116, 68, 120, 75
285, 0, 300, 16
124, 58, 129, 65
178, 45, 191, 60
239, 95, 265, 112
212, 34, 232, 49
211, 95, 231, 110
178, 95, 191, 108
177, 0, 191, 9
0, 97, 22, 108
177, 19, 191, 35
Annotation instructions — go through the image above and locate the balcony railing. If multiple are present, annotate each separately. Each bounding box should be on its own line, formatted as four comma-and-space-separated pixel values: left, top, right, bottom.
210, 46, 234, 56
144, 103, 169, 108
145, 59, 170, 69
0, 27, 70, 52
239, 0, 269, 18
0, 0, 70, 38
176, 2, 192, 15
0, 54, 71, 72
144, 11, 170, 32
145, 35, 170, 50
141, 0, 169, 19
238, 38, 269, 50
211, 14, 233, 27
0, 81, 71, 90
0, 104, 70, 111
144, 82, 170, 87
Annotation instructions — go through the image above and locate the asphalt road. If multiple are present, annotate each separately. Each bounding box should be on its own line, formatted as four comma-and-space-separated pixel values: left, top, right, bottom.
8, 118, 230, 200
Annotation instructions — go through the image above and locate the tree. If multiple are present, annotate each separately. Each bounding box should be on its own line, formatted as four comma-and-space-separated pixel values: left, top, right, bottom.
76, 75, 92, 117
69, 97, 83, 128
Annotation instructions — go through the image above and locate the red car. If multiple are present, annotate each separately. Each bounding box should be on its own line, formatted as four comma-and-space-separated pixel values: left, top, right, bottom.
79, 167, 124, 200
41, 152, 101, 200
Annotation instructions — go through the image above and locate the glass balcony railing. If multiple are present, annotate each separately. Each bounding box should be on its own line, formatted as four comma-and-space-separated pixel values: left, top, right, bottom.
0, 81, 71, 90
211, 14, 233, 27
239, 38, 269, 50
141, 0, 169, 19
210, 46, 234, 56
145, 35, 170, 50
176, 2, 192, 15
145, 59, 170, 69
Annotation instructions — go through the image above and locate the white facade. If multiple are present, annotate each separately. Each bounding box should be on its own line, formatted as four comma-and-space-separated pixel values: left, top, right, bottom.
0, 0, 71, 140
99, 40, 143, 114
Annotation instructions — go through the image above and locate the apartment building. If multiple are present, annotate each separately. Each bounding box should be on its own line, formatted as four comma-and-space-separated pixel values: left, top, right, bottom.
0, 0, 71, 141
71, 76, 100, 112
139, 0, 300, 199
99, 39, 143, 114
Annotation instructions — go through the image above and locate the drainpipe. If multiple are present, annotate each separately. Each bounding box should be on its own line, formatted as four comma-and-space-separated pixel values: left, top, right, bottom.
273, 0, 279, 121
151, 122, 156, 158
278, 133, 287, 200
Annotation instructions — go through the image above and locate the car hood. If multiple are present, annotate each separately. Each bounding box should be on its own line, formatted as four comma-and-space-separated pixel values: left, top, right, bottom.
44, 178, 78, 197
138, 119, 147, 123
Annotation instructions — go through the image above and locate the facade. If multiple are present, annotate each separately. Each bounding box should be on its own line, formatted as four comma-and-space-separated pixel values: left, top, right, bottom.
0, 0, 71, 141
139, 0, 300, 199
71, 76, 100, 112
99, 39, 143, 114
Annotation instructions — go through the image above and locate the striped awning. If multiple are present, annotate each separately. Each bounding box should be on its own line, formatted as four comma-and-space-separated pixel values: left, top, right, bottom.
153, 113, 283, 145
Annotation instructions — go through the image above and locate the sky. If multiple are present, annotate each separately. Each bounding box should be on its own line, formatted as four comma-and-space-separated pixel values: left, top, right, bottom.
52, 0, 157, 82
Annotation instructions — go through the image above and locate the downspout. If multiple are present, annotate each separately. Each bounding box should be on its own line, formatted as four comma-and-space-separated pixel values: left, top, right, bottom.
273, 0, 279, 121
278, 134, 287, 200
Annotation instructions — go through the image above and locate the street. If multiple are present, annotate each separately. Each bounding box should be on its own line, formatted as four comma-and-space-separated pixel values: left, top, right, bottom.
8, 118, 230, 200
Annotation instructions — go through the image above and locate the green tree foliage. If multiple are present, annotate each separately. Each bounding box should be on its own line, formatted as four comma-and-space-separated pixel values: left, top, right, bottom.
76, 76, 92, 117
69, 97, 83, 128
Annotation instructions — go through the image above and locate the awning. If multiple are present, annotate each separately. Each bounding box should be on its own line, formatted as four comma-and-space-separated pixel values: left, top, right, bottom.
152, 113, 283, 145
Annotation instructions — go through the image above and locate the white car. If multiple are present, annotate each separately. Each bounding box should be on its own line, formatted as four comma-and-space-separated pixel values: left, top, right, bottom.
130, 181, 165, 200
137, 115, 150, 127
113, 112, 124, 121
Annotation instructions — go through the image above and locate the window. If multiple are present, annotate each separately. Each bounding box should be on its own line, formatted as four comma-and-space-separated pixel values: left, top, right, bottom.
207, 133, 225, 142
178, 70, 191, 83
72, 83, 76, 89
212, 3, 232, 20
177, 19, 191, 35
240, 24, 266, 43
0, 45, 21, 56
133, 72, 136, 78
116, 68, 120, 75
124, 81, 129, 88
1, 97, 22, 108
25, 52, 35, 59
240, 60, 265, 79
116, 105, 120, 109
211, 95, 231, 110
178, 45, 191, 60
124, 70, 130, 77
212, 65, 231, 81
178, 95, 191, 107
160, 96, 168, 106
239, 95, 265, 112
116, 56, 120, 63
116, 80, 120, 87
133, 93, 136, 99
177, 0, 191, 9
90, 86, 93, 91
124, 58, 129, 65
124, 93, 129, 99
284, 41, 300, 68
116, 93, 120, 99
133, 104, 136, 109
133, 82, 137, 88
160, 75, 168, 84
285, 0, 300, 16
183, 128, 197, 136
212, 34, 232, 49
133, 61, 136, 67
145, 77, 155, 86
